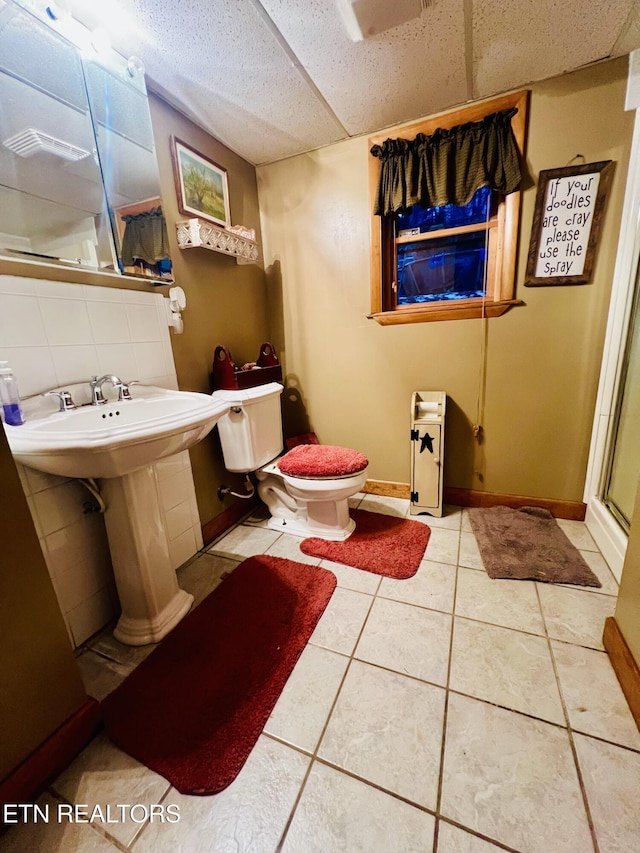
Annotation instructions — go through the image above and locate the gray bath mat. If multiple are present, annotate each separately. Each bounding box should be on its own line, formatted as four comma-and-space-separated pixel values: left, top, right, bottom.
467, 506, 601, 586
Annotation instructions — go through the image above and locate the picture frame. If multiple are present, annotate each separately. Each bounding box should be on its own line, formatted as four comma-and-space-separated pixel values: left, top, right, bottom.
524, 160, 613, 286
171, 137, 231, 228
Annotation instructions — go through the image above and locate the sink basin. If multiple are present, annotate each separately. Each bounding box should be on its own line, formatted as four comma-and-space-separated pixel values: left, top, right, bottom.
5, 385, 230, 479
6, 384, 233, 646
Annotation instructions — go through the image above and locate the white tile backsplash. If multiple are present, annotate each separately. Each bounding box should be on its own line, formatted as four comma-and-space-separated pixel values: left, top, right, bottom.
95, 342, 137, 379
3, 275, 202, 647
40, 298, 93, 346
4, 347, 57, 396
0, 294, 47, 346
86, 301, 129, 343
50, 345, 100, 386
32, 479, 91, 536
34, 280, 78, 299
166, 501, 193, 541
133, 341, 168, 380
82, 284, 125, 302
0, 274, 36, 294
169, 526, 199, 571
126, 303, 162, 342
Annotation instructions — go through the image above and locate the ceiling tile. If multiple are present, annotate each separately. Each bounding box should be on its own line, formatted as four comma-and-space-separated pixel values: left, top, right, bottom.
55, 0, 640, 165
472, 0, 635, 97
260, 0, 468, 135
67, 0, 348, 164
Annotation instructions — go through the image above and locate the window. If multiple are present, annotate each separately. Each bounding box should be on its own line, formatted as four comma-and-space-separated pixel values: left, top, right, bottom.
368, 91, 528, 325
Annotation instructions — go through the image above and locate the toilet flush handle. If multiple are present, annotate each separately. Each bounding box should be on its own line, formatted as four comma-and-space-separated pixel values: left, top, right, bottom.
231, 406, 243, 414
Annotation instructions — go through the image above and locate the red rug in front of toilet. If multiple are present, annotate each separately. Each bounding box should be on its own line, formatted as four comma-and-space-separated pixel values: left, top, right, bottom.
101, 555, 336, 795
300, 509, 431, 578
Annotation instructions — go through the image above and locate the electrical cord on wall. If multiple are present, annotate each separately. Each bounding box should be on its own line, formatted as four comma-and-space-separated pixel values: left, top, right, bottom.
472, 195, 492, 480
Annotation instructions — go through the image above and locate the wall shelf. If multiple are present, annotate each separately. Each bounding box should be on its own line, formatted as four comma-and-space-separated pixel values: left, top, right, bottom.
175, 218, 259, 264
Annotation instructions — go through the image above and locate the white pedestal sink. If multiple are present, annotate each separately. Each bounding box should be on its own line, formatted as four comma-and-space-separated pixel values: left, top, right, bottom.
6, 386, 230, 645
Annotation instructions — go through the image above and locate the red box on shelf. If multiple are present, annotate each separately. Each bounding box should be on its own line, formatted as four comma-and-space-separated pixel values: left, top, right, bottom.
211, 343, 283, 391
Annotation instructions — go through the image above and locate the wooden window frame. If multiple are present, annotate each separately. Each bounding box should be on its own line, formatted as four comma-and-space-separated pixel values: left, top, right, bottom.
368, 90, 529, 325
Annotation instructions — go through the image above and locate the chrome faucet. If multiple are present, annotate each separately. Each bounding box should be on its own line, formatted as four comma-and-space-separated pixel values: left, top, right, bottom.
90, 374, 123, 405
89, 375, 139, 405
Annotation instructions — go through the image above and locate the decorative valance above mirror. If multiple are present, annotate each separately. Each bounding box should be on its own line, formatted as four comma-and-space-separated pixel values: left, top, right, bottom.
0, 0, 172, 283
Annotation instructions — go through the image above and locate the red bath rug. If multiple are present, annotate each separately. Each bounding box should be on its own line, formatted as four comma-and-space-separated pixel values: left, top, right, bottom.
300, 509, 431, 578
101, 555, 336, 795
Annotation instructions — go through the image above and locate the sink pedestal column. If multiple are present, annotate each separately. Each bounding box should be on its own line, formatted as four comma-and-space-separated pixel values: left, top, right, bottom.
101, 464, 194, 645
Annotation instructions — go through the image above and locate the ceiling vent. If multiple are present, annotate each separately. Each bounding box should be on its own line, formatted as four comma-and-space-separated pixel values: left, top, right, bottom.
2, 129, 90, 162
337, 0, 425, 41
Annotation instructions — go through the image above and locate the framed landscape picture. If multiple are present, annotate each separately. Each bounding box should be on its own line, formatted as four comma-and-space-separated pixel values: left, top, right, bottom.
171, 137, 231, 228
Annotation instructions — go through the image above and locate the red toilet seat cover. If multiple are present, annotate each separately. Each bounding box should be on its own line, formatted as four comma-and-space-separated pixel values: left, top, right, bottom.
277, 445, 368, 478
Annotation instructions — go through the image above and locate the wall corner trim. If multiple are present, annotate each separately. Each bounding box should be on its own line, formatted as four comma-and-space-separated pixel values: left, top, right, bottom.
603, 616, 640, 732
0, 699, 101, 816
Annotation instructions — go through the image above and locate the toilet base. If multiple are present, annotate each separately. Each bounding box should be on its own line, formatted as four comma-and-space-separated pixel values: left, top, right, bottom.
266, 513, 356, 541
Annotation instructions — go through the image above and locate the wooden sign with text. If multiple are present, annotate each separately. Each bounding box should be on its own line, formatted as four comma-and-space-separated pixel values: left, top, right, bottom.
525, 161, 613, 286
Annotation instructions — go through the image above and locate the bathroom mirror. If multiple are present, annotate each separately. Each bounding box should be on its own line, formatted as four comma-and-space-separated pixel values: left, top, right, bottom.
0, 0, 172, 282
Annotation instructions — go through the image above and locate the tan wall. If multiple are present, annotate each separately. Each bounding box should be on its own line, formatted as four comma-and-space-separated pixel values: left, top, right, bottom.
615, 479, 640, 663
148, 95, 271, 523
0, 425, 87, 781
257, 58, 634, 503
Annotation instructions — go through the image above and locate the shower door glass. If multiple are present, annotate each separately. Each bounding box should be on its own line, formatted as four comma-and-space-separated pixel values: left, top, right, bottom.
604, 264, 640, 531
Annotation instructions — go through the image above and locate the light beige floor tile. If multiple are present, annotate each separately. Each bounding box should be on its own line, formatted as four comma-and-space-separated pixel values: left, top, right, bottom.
86, 629, 155, 670
458, 531, 485, 570
75, 650, 132, 701
281, 761, 436, 852
378, 559, 456, 613
265, 645, 349, 752
51, 733, 171, 848
318, 558, 382, 594
0, 792, 120, 852
318, 660, 445, 809
424, 527, 460, 566
265, 532, 323, 565
455, 567, 545, 635
133, 736, 310, 853
461, 509, 474, 532
309, 587, 373, 655
574, 550, 619, 596
357, 494, 410, 517
537, 585, 616, 650
441, 693, 593, 853
552, 641, 640, 750
355, 597, 452, 686
450, 618, 564, 724
177, 552, 238, 607
556, 519, 598, 551
206, 524, 281, 559
437, 821, 509, 852
410, 505, 462, 530
574, 733, 640, 853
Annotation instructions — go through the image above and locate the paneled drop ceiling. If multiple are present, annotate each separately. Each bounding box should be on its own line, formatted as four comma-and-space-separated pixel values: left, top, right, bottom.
65, 0, 640, 165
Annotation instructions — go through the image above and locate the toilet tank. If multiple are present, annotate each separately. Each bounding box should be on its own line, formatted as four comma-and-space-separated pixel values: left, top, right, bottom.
212, 382, 284, 472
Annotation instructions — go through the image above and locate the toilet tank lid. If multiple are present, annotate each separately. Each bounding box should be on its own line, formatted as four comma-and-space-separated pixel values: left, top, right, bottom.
212, 382, 284, 404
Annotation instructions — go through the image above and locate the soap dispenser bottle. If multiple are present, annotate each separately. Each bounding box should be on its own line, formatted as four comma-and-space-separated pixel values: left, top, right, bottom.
0, 362, 25, 426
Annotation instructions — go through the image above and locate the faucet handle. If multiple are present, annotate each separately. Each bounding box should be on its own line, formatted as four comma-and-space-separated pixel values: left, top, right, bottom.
116, 380, 140, 401
43, 390, 76, 412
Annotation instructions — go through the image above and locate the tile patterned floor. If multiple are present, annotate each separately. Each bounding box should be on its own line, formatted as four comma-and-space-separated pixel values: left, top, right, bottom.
3, 497, 640, 852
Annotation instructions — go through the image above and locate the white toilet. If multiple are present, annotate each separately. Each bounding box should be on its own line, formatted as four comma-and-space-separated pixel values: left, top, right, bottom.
212, 382, 368, 540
